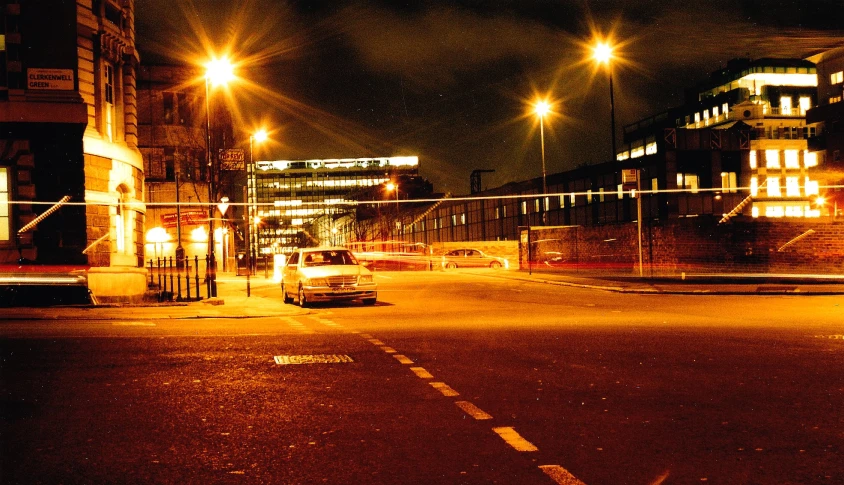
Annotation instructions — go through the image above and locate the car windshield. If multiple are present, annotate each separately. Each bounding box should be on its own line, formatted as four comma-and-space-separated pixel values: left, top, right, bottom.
302, 250, 358, 267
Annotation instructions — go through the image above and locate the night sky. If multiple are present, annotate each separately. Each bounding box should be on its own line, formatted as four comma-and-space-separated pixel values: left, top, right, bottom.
135, 1, 844, 195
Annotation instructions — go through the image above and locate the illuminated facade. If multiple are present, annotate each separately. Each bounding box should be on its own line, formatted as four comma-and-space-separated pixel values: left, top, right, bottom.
0, 1, 148, 301
250, 156, 419, 254
622, 58, 821, 220
806, 45, 844, 216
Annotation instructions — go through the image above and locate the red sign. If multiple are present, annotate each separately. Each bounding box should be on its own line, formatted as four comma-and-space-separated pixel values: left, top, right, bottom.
161, 210, 207, 228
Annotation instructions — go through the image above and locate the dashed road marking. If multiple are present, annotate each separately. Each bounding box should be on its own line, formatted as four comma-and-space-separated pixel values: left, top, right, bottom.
429, 382, 459, 396
360, 334, 373, 339
455, 401, 492, 420
393, 354, 414, 364
368, 338, 385, 345
539, 465, 587, 485
492, 427, 538, 452
409, 367, 434, 379
380, 346, 397, 353
112, 322, 156, 326
274, 354, 354, 365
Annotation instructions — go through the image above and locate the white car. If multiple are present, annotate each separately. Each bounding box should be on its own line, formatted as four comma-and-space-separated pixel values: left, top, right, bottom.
281, 247, 377, 307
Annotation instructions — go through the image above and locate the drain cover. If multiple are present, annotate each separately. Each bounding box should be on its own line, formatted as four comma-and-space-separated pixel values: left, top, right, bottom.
274, 354, 354, 365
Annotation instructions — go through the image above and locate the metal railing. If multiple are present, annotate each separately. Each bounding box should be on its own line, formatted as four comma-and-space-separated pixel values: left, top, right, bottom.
147, 255, 212, 301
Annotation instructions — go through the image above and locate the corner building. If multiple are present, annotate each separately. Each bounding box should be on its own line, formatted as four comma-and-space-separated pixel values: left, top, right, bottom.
0, 1, 146, 301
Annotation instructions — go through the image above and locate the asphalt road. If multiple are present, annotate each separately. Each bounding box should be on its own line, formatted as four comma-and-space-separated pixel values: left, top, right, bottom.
2, 271, 843, 484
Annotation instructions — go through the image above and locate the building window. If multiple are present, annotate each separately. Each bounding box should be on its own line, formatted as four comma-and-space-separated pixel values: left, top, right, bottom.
163, 92, 175, 125
804, 150, 818, 167
765, 150, 780, 168
586, 190, 592, 204
677, 173, 699, 193
0, 167, 9, 243
721, 172, 737, 193
749, 150, 757, 169
799, 97, 811, 115
104, 63, 115, 141
495, 207, 500, 219
599, 188, 605, 202
534, 199, 540, 212
784, 150, 800, 169
750, 177, 759, 196
831, 71, 843, 85
767, 177, 782, 197
831, 96, 843, 104
570, 193, 576, 206
805, 177, 820, 195
521, 201, 527, 215
786, 177, 800, 197
780, 96, 792, 115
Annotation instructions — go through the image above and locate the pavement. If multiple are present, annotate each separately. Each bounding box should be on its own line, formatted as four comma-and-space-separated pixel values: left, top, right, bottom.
1, 269, 843, 320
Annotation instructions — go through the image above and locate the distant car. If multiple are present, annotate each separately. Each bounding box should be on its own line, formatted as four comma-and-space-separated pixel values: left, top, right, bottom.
441, 249, 508, 269
281, 247, 377, 307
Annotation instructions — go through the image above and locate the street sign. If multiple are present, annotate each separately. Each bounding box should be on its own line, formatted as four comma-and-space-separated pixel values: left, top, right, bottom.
219, 149, 245, 170
622, 169, 639, 190
161, 210, 206, 228
218, 197, 230, 217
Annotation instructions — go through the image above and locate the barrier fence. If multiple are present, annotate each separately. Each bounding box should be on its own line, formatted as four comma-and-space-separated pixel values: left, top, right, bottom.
147, 255, 213, 301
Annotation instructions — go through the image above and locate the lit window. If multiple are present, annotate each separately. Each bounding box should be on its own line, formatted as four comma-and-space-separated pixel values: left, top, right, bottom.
749, 150, 757, 169
831, 96, 843, 104
831, 71, 843, 85
804, 151, 818, 167
104, 63, 115, 142
495, 207, 500, 219
713, 106, 719, 118
617, 184, 623, 198
570, 193, 576, 206
631, 146, 645, 158
651, 178, 658, 192
677, 173, 699, 193
784, 150, 799, 168
752, 206, 760, 218
721, 172, 737, 193
534, 199, 540, 212
750, 177, 759, 196
599, 188, 605, 202
0, 167, 8, 242
765, 150, 780, 168
460, 213, 466, 225
799, 97, 811, 115
586, 190, 592, 204
786, 177, 800, 196
559, 194, 566, 207
780, 96, 792, 115
521, 201, 527, 215
722, 103, 729, 116
805, 178, 819, 195
766, 177, 781, 197
645, 141, 657, 155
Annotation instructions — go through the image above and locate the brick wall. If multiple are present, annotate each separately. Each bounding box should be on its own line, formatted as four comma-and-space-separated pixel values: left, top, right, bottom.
523, 218, 844, 275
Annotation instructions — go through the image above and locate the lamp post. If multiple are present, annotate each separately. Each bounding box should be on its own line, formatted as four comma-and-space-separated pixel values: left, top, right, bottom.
386, 181, 400, 237
245, 129, 267, 296
534, 100, 550, 225
203, 57, 234, 298
593, 41, 616, 160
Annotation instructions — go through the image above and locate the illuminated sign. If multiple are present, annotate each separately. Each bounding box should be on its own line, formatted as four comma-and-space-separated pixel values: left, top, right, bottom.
219, 149, 245, 170
161, 210, 206, 228
27, 68, 74, 90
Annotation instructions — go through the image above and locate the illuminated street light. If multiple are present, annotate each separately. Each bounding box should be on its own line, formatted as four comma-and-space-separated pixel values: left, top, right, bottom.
204, 56, 234, 298
534, 100, 550, 225
386, 182, 400, 237
593, 40, 616, 160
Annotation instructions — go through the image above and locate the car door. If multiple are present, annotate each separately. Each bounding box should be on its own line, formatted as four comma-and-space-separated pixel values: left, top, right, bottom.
283, 252, 300, 290
464, 249, 484, 267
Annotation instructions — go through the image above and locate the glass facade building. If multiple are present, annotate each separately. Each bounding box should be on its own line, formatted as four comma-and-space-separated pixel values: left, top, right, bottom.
249, 156, 419, 255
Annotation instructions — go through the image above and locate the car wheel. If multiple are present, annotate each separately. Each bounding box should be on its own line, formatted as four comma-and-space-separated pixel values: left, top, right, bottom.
446, 262, 457, 269
282, 283, 293, 304
298, 285, 308, 308
489, 261, 502, 269
363, 297, 376, 306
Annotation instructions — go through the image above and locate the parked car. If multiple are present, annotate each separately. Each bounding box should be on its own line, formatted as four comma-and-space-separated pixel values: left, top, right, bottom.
441, 249, 508, 269
281, 247, 377, 307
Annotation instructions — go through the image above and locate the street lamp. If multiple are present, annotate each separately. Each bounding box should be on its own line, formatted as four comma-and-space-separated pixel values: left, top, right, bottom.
386, 181, 400, 237
534, 100, 550, 225
204, 56, 234, 298
593, 41, 616, 160
244, 129, 268, 297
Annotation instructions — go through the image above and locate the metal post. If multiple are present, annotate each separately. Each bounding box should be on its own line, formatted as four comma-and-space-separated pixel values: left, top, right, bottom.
609, 65, 617, 161
637, 170, 643, 277
243, 185, 251, 297
205, 76, 217, 297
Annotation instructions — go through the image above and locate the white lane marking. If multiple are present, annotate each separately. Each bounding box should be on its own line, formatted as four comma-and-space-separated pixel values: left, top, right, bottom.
112, 322, 156, 326
360, 334, 373, 339
380, 346, 397, 354
409, 367, 434, 379
455, 401, 492, 420
368, 338, 385, 345
539, 465, 587, 485
393, 354, 414, 364
492, 427, 538, 452
429, 382, 459, 396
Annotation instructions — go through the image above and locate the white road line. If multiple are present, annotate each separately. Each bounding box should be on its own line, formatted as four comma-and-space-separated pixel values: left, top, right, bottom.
368, 338, 385, 345
455, 401, 492, 420
360, 334, 373, 339
429, 382, 459, 396
409, 367, 434, 379
539, 465, 587, 485
112, 322, 156, 326
492, 427, 538, 452
393, 354, 414, 364
380, 346, 397, 354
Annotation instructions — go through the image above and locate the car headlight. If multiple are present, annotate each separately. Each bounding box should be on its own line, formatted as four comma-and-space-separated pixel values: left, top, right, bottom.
305, 278, 328, 286
359, 274, 374, 284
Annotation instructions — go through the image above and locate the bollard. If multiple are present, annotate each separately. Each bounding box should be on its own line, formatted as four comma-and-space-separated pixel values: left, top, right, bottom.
194, 256, 201, 300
